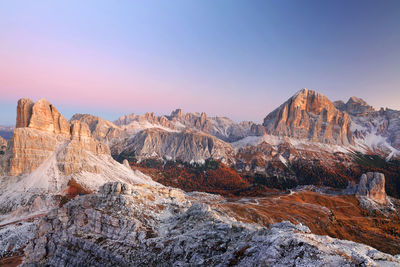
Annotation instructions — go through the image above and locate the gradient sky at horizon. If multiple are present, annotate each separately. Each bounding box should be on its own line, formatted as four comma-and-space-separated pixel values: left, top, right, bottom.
1, 0, 400, 125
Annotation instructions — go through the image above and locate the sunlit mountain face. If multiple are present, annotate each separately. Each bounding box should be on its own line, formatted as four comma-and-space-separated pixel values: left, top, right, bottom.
1, 1, 400, 266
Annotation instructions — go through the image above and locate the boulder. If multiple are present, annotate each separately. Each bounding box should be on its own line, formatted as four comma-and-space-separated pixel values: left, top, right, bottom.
348, 172, 388, 205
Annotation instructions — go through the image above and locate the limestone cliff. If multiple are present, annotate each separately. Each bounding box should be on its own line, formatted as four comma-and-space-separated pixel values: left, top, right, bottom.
263, 88, 353, 145
16, 98, 70, 136
15, 98, 34, 128
4, 98, 111, 176
119, 128, 235, 164
70, 114, 127, 156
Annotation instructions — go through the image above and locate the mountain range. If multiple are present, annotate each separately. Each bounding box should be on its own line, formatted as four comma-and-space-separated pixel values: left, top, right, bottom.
0, 89, 400, 266
60, 88, 400, 197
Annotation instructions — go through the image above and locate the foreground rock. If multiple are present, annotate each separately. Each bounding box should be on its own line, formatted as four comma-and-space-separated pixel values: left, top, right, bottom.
23, 182, 400, 266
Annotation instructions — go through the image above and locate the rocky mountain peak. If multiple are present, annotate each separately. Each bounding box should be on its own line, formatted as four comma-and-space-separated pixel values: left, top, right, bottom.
16, 98, 70, 136
348, 96, 367, 105
263, 89, 353, 145
16, 98, 34, 128
345, 96, 375, 115
334, 96, 375, 116
70, 120, 92, 139
2, 98, 114, 176
291, 88, 335, 114
170, 108, 183, 119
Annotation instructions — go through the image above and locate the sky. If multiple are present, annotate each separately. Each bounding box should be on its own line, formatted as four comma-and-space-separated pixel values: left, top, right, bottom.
0, 0, 399, 125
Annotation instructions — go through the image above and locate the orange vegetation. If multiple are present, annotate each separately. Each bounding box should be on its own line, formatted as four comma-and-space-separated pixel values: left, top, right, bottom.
132, 159, 251, 196
218, 190, 400, 255
59, 178, 92, 207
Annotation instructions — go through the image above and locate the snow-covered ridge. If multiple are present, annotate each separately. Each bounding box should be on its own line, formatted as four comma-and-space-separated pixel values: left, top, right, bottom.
231, 134, 351, 154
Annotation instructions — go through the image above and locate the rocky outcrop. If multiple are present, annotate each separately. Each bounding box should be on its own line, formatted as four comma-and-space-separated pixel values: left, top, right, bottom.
263, 89, 353, 145
70, 114, 127, 156
114, 112, 177, 130
8, 128, 57, 176
4, 98, 112, 176
334, 96, 400, 153
114, 109, 254, 143
23, 182, 400, 266
334, 96, 375, 116
119, 128, 235, 164
17, 99, 70, 136
16, 98, 34, 128
348, 172, 388, 205
58, 121, 110, 175
168, 109, 254, 142
71, 114, 125, 142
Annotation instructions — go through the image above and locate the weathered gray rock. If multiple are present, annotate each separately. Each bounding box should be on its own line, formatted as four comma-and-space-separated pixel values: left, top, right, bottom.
120, 128, 235, 164
348, 172, 388, 205
22, 182, 400, 267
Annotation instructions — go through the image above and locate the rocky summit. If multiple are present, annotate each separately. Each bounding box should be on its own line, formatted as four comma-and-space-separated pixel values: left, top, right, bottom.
263, 88, 353, 145
3, 98, 109, 176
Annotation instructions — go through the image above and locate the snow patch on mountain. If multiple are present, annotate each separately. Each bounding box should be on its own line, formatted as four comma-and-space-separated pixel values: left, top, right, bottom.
232, 134, 351, 154
121, 120, 179, 136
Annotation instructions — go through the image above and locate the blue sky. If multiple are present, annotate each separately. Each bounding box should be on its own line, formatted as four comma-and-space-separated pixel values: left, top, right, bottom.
0, 0, 399, 125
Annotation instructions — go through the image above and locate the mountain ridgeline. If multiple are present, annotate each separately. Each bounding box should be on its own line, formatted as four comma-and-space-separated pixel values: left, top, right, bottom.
2, 88, 400, 197
1, 90, 400, 266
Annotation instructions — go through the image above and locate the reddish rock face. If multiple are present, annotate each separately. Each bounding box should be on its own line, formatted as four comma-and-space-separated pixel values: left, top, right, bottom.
28, 99, 70, 136
16, 98, 34, 128
263, 89, 353, 145
4, 98, 110, 176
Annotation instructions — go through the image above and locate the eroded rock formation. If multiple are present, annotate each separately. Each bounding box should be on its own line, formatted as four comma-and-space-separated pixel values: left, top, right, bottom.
263, 89, 353, 145
16, 98, 34, 128
4, 98, 111, 176
23, 182, 400, 266
347, 172, 388, 205
357, 172, 387, 205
